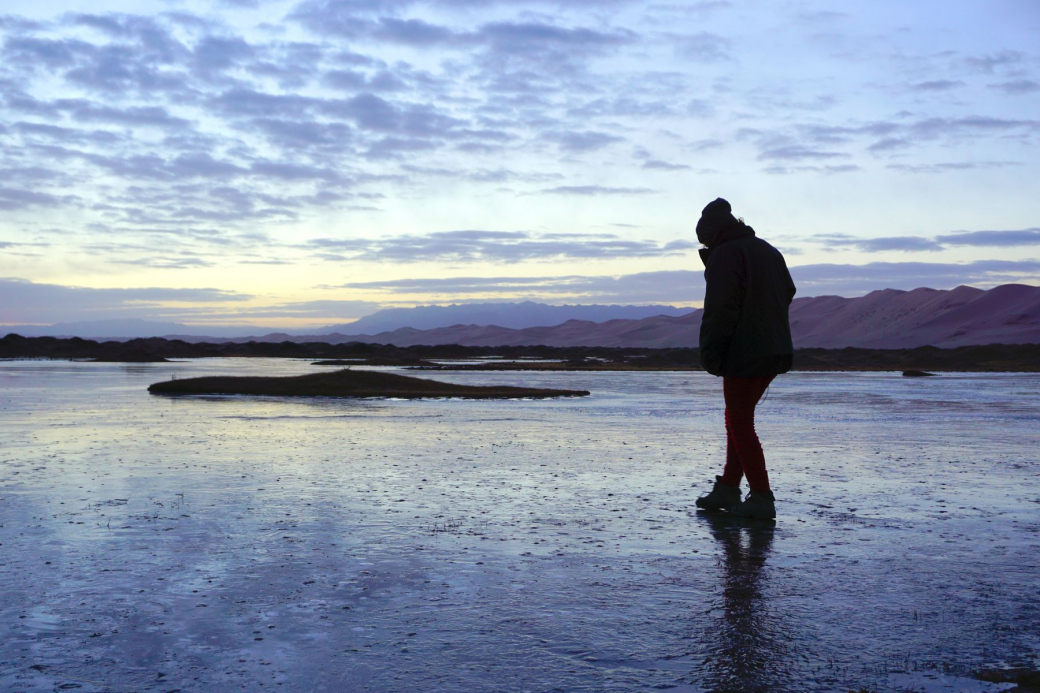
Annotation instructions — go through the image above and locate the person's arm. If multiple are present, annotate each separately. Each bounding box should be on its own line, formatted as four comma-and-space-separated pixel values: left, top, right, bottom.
699, 246, 746, 376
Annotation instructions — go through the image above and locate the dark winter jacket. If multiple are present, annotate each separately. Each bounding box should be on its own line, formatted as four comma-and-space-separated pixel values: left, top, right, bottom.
698, 222, 796, 377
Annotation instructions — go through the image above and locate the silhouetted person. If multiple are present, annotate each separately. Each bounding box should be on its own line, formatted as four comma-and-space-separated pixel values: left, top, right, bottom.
693, 198, 795, 519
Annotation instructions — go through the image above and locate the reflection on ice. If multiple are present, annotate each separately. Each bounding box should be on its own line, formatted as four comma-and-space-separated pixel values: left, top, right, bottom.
1, 359, 1038, 692
700, 515, 783, 693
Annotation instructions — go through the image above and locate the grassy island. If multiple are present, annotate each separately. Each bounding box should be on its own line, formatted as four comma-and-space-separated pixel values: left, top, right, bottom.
147, 368, 590, 399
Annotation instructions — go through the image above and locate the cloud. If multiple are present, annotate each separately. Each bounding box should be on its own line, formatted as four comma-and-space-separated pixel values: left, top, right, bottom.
0, 277, 249, 323
642, 159, 690, 171
11, 121, 122, 146
988, 80, 1040, 95
289, 4, 636, 62
399, 164, 558, 184
192, 35, 255, 73
337, 258, 1040, 303
217, 299, 381, 320
2, 0, 1037, 308
672, 32, 730, 62
71, 104, 191, 128
935, 228, 1040, 247
0, 278, 382, 326
814, 235, 944, 252
83, 151, 247, 181
790, 260, 1040, 295
886, 161, 1022, 173
2, 36, 89, 69
306, 229, 691, 263
813, 229, 1040, 253
567, 97, 679, 119
797, 122, 900, 144
243, 41, 326, 88
747, 113, 1038, 167
0, 164, 71, 185
794, 9, 847, 22
543, 130, 625, 152
249, 160, 344, 181
373, 17, 458, 45
964, 50, 1025, 74
0, 240, 49, 255
322, 68, 406, 92
908, 116, 1040, 139
909, 80, 964, 92
340, 269, 707, 302
110, 255, 218, 269
318, 93, 466, 139
758, 146, 848, 162
539, 185, 656, 195
476, 21, 635, 55
0, 186, 74, 210
763, 164, 859, 175
210, 88, 319, 117
249, 118, 355, 151
868, 137, 910, 152
287, 0, 386, 37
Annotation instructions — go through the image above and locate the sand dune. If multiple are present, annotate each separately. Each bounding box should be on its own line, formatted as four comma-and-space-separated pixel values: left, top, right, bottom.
789, 284, 1040, 348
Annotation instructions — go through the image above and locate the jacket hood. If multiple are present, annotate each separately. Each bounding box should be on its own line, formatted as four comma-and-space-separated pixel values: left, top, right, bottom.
699, 222, 756, 266
696, 197, 738, 247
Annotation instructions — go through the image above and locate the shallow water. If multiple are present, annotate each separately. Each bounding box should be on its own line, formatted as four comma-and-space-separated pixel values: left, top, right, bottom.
1, 359, 1038, 692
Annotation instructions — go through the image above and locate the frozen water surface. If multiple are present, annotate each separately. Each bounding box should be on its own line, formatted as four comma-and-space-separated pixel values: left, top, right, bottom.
1, 359, 1038, 692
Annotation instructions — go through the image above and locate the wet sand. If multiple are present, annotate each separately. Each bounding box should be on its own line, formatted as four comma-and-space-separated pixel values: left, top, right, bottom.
1, 359, 1038, 692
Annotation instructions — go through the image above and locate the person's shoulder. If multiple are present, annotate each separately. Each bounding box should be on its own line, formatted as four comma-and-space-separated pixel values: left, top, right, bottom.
704, 240, 743, 268
746, 235, 786, 258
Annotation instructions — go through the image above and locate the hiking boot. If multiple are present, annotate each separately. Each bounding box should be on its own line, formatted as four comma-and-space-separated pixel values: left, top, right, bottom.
695, 476, 741, 511
730, 489, 776, 520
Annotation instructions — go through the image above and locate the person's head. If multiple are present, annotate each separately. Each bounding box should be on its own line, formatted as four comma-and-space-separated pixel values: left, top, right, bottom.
696, 197, 738, 248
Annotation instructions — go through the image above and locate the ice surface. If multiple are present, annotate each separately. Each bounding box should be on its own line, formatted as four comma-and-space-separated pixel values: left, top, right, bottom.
1, 359, 1038, 692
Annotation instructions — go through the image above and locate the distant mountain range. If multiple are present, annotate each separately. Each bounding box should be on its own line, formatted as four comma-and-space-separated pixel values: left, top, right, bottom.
315, 301, 691, 334
4, 285, 1039, 348
3, 302, 690, 341
268, 284, 1040, 349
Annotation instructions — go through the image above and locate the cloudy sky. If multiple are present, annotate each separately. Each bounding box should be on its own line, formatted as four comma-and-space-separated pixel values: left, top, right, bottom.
1, 0, 1038, 328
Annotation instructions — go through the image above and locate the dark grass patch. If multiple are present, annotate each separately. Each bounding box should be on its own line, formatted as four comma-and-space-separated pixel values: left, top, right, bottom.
148, 368, 589, 400
974, 668, 1040, 692
312, 358, 432, 367
902, 369, 937, 377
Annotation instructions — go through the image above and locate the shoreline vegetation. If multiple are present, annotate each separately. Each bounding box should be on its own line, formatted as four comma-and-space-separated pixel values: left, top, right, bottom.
3, 333, 1040, 372
147, 369, 590, 399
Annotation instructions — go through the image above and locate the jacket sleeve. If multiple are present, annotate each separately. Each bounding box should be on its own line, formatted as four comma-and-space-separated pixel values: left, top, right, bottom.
699, 246, 746, 376
781, 253, 796, 304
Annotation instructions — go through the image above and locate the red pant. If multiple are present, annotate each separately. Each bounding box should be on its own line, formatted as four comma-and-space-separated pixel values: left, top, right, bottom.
720, 375, 775, 493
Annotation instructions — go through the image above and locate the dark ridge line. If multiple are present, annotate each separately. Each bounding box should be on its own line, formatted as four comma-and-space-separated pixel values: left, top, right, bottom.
3, 334, 1040, 371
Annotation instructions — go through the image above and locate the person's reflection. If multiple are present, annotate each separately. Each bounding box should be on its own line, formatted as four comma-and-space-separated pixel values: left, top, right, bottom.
698, 513, 780, 693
